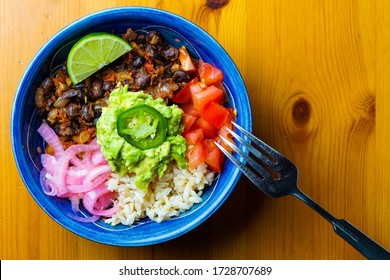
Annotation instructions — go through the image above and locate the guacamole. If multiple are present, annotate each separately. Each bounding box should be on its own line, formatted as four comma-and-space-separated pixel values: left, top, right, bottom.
96, 85, 187, 191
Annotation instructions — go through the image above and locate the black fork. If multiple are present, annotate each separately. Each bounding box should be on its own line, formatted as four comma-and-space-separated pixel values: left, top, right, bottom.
215, 121, 390, 260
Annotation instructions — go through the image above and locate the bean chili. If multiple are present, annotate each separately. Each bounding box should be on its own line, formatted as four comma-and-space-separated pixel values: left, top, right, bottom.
35, 28, 196, 147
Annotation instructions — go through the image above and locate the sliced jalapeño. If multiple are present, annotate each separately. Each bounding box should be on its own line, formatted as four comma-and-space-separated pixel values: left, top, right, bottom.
117, 104, 167, 150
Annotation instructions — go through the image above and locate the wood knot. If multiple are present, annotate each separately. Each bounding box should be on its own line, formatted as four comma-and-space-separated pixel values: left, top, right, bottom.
206, 0, 230, 9
283, 93, 318, 142
292, 98, 311, 126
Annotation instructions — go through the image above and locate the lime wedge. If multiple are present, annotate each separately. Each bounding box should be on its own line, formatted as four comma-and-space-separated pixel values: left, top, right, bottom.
67, 32, 132, 84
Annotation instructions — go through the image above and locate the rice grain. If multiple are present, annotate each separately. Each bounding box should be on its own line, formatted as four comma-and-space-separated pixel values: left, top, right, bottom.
105, 162, 214, 226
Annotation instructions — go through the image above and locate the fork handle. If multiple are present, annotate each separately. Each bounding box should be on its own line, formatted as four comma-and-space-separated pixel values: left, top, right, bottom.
294, 191, 390, 259
332, 219, 390, 260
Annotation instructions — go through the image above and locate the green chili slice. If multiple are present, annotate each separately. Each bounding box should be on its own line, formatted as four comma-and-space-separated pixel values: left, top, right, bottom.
117, 104, 167, 150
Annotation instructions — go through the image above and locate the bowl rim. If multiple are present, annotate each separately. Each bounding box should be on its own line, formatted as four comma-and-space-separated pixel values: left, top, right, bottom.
11, 6, 253, 246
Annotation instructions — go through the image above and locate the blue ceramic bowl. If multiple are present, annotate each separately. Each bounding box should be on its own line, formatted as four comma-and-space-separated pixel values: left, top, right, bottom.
11, 7, 252, 246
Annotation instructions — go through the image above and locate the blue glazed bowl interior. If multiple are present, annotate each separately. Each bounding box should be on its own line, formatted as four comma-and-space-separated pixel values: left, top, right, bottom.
11, 7, 252, 246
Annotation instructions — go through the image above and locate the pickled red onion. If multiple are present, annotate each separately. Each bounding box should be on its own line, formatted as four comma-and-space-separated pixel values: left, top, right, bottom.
39, 168, 56, 196
37, 122, 64, 156
67, 173, 108, 193
37, 122, 82, 166
52, 144, 101, 196
92, 149, 107, 165
37, 122, 116, 222
83, 184, 119, 216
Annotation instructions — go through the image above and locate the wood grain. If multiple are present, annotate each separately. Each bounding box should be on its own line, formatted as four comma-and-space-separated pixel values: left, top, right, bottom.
1, 0, 388, 260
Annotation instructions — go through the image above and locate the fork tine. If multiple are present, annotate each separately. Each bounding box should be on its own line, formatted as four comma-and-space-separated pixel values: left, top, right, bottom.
214, 141, 267, 186
226, 127, 275, 168
218, 136, 273, 181
231, 122, 284, 161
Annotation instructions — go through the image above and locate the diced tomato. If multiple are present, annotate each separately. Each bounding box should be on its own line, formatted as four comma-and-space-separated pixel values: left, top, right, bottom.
198, 61, 224, 86
179, 46, 196, 72
192, 117, 218, 138
189, 80, 204, 95
204, 139, 224, 173
144, 61, 154, 74
219, 108, 235, 129
218, 108, 235, 133
183, 128, 204, 145
187, 140, 207, 170
173, 84, 192, 104
217, 108, 236, 153
173, 57, 236, 173
200, 101, 229, 129
173, 78, 202, 103
180, 103, 199, 117
182, 113, 197, 133
192, 85, 224, 113
205, 138, 218, 151
102, 69, 116, 82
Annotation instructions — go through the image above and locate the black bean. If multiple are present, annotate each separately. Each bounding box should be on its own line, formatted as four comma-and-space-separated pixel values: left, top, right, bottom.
91, 118, 99, 127
53, 124, 61, 135
131, 56, 146, 69
89, 80, 104, 100
46, 96, 55, 107
102, 81, 115, 91
146, 30, 160, 44
172, 70, 189, 82
147, 45, 162, 62
114, 63, 127, 72
66, 103, 80, 119
92, 99, 107, 117
162, 47, 179, 61
136, 34, 146, 44
74, 90, 86, 103
74, 83, 86, 90
134, 72, 151, 89
41, 77, 54, 94
57, 126, 74, 137
81, 103, 95, 121
62, 89, 81, 99
123, 79, 131, 85
162, 67, 173, 79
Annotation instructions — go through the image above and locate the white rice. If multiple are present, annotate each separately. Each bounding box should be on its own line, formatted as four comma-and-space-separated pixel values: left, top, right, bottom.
104, 163, 215, 226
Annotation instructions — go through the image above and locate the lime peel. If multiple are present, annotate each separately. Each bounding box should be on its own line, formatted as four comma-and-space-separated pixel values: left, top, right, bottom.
67, 32, 132, 85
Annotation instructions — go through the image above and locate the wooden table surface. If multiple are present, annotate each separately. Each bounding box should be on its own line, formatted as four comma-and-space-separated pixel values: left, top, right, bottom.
1, 0, 389, 260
